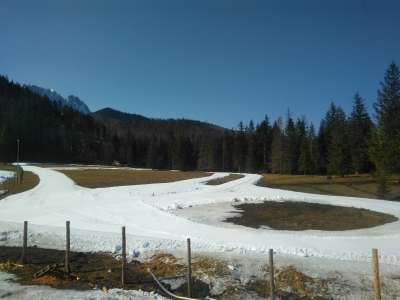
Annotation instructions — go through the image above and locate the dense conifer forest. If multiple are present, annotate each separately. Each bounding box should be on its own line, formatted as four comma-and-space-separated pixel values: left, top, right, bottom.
1, 62, 399, 181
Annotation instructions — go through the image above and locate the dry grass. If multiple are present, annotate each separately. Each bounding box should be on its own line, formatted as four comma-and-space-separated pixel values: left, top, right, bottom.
259, 173, 400, 200
192, 255, 230, 277
0, 246, 211, 297
206, 174, 244, 185
225, 201, 397, 231
57, 169, 211, 188
248, 265, 332, 299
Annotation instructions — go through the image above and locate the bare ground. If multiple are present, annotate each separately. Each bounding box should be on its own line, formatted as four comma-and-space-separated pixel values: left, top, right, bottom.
225, 201, 398, 230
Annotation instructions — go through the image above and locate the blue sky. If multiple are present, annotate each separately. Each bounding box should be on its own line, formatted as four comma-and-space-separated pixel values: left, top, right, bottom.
1, 0, 399, 128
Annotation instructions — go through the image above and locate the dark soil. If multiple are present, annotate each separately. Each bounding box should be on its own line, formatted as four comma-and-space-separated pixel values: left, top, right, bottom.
0, 246, 210, 298
225, 201, 398, 231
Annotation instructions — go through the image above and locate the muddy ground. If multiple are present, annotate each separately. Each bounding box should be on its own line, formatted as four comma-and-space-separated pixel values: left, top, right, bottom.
0, 245, 367, 299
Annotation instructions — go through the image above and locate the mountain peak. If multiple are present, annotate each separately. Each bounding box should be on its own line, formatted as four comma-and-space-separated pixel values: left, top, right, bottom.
67, 95, 90, 114
26, 85, 90, 114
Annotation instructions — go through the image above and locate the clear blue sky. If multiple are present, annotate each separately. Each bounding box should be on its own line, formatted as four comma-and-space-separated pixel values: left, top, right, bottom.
1, 0, 399, 128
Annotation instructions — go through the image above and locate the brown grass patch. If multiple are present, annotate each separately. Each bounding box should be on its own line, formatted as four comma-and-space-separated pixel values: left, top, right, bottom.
57, 169, 211, 188
248, 265, 332, 299
258, 173, 400, 200
0, 246, 185, 291
206, 174, 244, 185
32, 275, 59, 285
192, 255, 230, 277
225, 201, 397, 230
140, 253, 185, 277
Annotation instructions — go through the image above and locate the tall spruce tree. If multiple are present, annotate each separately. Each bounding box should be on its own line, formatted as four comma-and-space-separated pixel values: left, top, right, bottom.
371, 62, 400, 173
255, 116, 272, 172
233, 122, 247, 172
298, 134, 313, 175
222, 131, 234, 171
271, 118, 285, 173
349, 93, 373, 173
316, 120, 328, 174
298, 121, 315, 175
285, 113, 299, 174
245, 121, 257, 172
325, 103, 351, 176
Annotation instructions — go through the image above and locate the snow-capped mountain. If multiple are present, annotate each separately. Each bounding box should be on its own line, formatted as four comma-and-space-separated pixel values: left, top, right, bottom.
66, 95, 91, 114
26, 85, 90, 114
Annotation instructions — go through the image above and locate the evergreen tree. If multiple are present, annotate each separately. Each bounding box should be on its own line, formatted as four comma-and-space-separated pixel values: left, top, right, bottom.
233, 122, 247, 172
325, 103, 351, 176
285, 113, 298, 174
349, 93, 373, 173
309, 124, 319, 173
369, 128, 391, 198
255, 115, 272, 172
371, 62, 400, 173
146, 137, 158, 169
316, 121, 328, 174
298, 125, 315, 175
222, 131, 234, 171
245, 120, 257, 172
271, 118, 285, 173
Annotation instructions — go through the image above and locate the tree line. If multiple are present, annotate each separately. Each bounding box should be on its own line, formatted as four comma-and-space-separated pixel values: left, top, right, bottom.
0, 62, 399, 184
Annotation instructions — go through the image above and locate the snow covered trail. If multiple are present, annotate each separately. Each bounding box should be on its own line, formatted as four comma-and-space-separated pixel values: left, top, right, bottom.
1, 166, 400, 265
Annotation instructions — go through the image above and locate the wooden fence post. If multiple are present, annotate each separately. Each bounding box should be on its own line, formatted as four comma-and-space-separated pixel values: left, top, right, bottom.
372, 248, 381, 300
269, 249, 275, 300
21, 221, 28, 264
187, 238, 192, 298
121, 226, 126, 288
65, 221, 70, 274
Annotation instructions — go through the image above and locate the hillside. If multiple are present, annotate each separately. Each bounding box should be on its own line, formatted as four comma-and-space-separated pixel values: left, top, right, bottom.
0, 76, 231, 171
92, 107, 225, 139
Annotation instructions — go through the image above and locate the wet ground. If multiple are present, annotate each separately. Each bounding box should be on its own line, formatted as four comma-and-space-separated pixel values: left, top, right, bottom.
224, 201, 398, 230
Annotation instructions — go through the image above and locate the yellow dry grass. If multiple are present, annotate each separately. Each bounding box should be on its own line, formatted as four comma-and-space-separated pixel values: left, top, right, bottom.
249, 265, 331, 299
57, 169, 211, 188
192, 255, 230, 277
259, 173, 400, 200
141, 253, 185, 277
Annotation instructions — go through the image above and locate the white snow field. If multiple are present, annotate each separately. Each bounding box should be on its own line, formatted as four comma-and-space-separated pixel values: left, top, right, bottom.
0, 170, 14, 184
0, 165, 400, 298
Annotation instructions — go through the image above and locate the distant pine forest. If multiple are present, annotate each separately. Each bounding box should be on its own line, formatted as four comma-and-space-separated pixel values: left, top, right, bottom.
1, 63, 399, 182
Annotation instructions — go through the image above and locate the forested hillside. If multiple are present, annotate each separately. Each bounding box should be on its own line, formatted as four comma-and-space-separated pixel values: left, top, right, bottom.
0, 62, 399, 178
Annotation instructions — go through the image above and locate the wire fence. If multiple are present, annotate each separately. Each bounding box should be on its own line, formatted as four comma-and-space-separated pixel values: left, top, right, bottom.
1, 220, 392, 300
